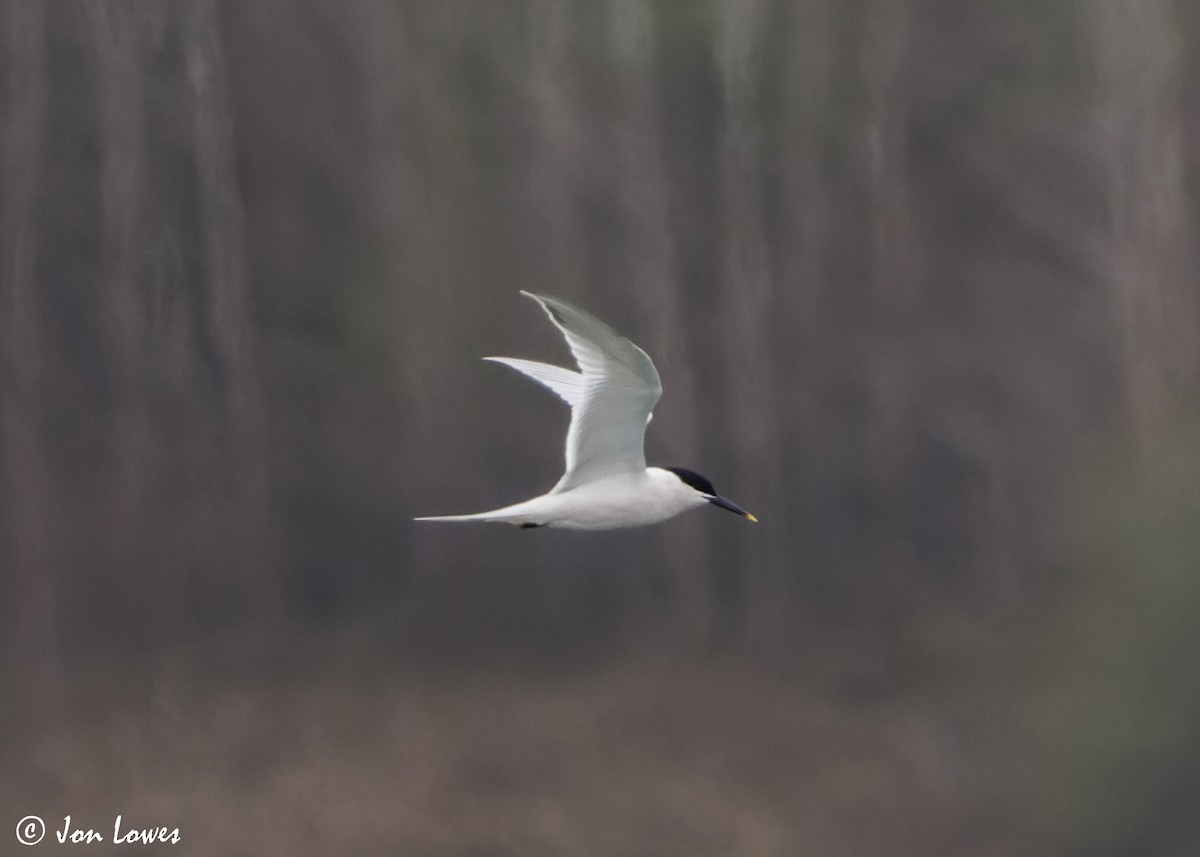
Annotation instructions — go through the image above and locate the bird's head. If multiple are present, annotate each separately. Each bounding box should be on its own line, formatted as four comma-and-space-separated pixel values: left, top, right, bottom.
663, 467, 757, 522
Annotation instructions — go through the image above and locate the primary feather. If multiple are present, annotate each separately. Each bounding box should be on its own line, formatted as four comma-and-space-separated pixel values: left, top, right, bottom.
482, 357, 585, 408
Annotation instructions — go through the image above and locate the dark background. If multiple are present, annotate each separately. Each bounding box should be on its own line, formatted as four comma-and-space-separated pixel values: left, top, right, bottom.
3, 2, 1200, 855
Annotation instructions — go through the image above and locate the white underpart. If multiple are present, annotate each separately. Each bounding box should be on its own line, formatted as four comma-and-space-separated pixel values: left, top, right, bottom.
417, 467, 710, 530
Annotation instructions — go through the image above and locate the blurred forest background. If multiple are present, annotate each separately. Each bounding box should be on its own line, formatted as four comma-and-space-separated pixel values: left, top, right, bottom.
3, 1, 1200, 855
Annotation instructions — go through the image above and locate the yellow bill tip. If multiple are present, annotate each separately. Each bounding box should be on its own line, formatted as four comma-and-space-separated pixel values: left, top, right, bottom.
744, 512, 758, 523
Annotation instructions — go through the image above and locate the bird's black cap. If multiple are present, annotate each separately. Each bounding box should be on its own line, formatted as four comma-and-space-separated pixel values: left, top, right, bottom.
664, 466, 758, 521
663, 466, 717, 496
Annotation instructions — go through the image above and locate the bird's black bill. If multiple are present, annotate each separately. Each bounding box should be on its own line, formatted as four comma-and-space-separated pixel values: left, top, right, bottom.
708, 495, 758, 522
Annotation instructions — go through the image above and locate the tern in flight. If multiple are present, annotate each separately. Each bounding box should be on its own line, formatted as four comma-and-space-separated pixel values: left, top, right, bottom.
415, 292, 757, 530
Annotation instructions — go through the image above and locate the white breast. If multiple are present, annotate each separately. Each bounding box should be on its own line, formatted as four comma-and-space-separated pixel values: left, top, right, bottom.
525, 468, 705, 530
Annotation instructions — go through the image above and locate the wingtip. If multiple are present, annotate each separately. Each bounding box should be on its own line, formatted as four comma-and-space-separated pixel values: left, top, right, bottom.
518, 290, 567, 329
518, 290, 552, 313
520, 290, 561, 312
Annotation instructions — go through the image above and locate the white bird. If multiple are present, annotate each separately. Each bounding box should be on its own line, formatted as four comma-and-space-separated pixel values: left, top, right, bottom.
415, 292, 757, 530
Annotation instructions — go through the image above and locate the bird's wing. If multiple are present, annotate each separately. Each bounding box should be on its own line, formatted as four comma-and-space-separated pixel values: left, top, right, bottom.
482, 357, 585, 408
509, 291, 661, 492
